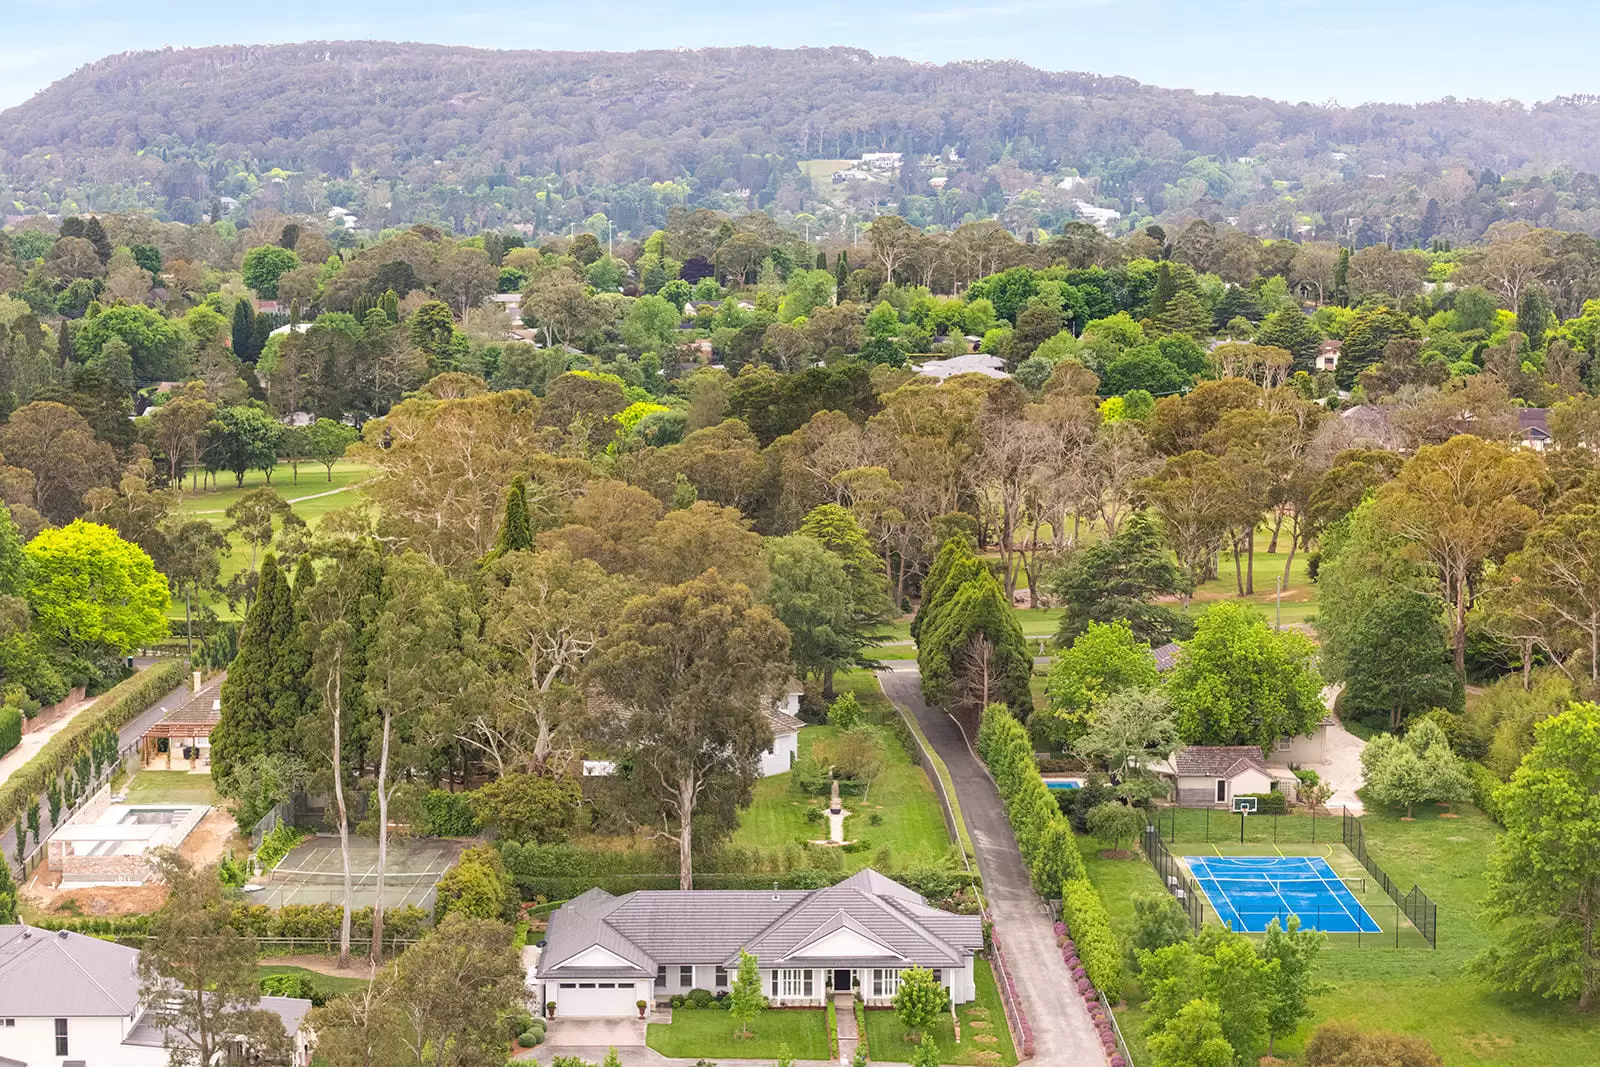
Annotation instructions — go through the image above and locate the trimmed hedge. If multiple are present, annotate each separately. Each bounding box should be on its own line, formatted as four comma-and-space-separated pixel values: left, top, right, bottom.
976, 705, 1086, 895
0, 706, 20, 758
1469, 762, 1504, 825
0, 662, 184, 831
1061, 876, 1124, 994
31, 902, 428, 945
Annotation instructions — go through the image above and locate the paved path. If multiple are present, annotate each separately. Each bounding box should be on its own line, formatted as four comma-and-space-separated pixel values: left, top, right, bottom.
877, 662, 1104, 1065
0, 668, 213, 878
834, 991, 858, 1064
0, 693, 96, 788
1310, 686, 1367, 814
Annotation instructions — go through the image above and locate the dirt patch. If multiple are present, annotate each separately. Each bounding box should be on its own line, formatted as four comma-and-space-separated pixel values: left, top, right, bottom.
1097, 848, 1138, 860
261, 953, 380, 979
180, 806, 248, 866
24, 875, 168, 916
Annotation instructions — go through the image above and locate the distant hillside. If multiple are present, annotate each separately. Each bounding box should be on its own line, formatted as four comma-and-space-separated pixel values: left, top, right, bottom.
7, 42, 1600, 241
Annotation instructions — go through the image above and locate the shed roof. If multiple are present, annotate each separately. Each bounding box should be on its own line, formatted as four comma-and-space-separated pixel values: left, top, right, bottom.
1170, 746, 1269, 779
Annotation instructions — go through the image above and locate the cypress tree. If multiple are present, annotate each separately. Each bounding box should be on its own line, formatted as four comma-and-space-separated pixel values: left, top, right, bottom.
1333, 247, 1351, 307
293, 556, 317, 597
481, 476, 534, 568
380, 289, 400, 323
917, 570, 1033, 716
83, 216, 112, 264
910, 536, 979, 641
231, 299, 255, 359
835, 250, 850, 289
213, 555, 307, 790
0, 848, 15, 923
816, 251, 828, 270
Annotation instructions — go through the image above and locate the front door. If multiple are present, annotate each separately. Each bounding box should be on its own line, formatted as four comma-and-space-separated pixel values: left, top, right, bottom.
833, 968, 853, 991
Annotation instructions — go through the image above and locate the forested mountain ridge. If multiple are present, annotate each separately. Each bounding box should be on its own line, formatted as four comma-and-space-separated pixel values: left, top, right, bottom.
8, 42, 1600, 242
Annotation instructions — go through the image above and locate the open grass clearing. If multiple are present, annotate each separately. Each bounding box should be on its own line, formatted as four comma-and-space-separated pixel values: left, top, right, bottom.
256, 963, 372, 998
1083, 805, 1600, 1066
860, 958, 1017, 1066
122, 769, 222, 804
646, 1006, 830, 1059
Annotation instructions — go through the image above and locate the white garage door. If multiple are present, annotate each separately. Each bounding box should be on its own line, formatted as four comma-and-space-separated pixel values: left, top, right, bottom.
556, 981, 636, 1017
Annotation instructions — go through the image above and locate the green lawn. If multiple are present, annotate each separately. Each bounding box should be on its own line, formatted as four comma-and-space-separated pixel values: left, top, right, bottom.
256, 963, 372, 998
1086, 805, 1600, 1066
876, 608, 1061, 654
647, 1007, 830, 1059
861, 958, 1018, 1066
1181, 529, 1318, 629
169, 460, 371, 620
122, 769, 223, 804
728, 723, 951, 870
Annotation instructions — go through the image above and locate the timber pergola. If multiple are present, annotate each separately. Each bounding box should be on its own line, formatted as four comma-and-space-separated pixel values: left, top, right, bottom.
139, 687, 221, 769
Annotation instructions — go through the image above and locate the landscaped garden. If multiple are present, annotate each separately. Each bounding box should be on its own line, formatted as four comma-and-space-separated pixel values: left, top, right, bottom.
727, 721, 951, 872
646, 1006, 830, 1059
860, 958, 1019, 1066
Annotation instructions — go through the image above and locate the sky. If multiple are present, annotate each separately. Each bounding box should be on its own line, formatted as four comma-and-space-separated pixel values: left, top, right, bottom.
3, 0, 1599, 112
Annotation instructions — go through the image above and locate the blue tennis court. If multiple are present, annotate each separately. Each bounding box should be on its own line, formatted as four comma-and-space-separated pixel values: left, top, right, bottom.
1185, 855, 1383, 933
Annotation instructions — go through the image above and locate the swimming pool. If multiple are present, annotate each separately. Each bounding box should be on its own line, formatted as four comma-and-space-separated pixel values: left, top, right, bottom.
1044, 778, 1084, 790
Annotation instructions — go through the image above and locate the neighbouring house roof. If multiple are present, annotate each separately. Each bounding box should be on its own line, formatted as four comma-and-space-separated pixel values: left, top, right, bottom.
1170, 746, 1270, 779
916, 353, 1008, 381
0, 925, 142, 1017
123, 995, 312, 1049
1151, 642, 1182, 672
769, 705, 804, 736
1518, 408, 1551, 441
537, 869, 981, 979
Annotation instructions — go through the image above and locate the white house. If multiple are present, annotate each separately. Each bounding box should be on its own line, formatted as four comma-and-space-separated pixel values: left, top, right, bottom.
0, 925, 312, 1067
1152, 746, 1300, 808
534, 869, 983, 1017
1265, 715, 1336, 767
759, 691, 804, 778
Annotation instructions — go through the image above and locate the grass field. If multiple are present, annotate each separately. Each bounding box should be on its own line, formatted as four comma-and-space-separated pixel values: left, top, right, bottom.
256, 963, 371, 998
1084, 805, 1600, 1066
727, 724, 951, 870
122, 769, 222, 804
861, 958, 1018, 1066
647, 1007, 830, 1059
170, 460, 371, 620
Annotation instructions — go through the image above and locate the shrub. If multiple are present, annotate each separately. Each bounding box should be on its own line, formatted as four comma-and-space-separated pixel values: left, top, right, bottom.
434, 844, 517, 923
473, 773, 580, 843
260, 972, 325, 1006
0, 706, 20, 758
1061, 877, 1123, 994
1305, 1020, 1442, 1066
518, 1030, 541, 1048
684, 988, 717, 1009
1468, 762, 1504, 824
422, 789, 481, 837
254, 823, 307, 869
1245, 791, 1290, 816
868, 812, 883, 825
827, 692, 866, 730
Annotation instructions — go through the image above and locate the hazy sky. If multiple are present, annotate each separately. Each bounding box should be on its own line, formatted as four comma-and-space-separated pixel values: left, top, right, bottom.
3, 0, 1598, 111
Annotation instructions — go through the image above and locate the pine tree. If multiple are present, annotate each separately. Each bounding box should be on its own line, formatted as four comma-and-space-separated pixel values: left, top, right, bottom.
293, 556, 317, 597
213, 556, 308, 790
1154, 291, 1213, 339
83, 216, 112, 264
231, 299, 255, 360
1149, 262, 1178, 317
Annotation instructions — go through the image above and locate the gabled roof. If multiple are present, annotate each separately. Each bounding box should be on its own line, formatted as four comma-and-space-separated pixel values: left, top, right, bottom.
123, 995, 312, 1048
1170, 746, 1269, 779
536, 870, 981, 979
768, 705, 804, 736
1150, 642, 1182, 672
0, 925, 141, 1017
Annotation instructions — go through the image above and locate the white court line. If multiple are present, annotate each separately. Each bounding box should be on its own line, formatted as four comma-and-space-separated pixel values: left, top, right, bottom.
1309, 857, 1366, 931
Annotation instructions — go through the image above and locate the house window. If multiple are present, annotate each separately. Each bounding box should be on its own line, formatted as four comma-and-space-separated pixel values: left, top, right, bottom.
680, 965, 694, 987
0, 1018, 11, 1026
780, 969, 813, 997
934, 970, 943, 983
715, 966, 729, 989
55, 1018, 69, 1055
1215, 779, 1228, 803
771, 971, 780, 996
872, 969, 901, 997
655, 966, 666, 989
1275, 738, 1291, 751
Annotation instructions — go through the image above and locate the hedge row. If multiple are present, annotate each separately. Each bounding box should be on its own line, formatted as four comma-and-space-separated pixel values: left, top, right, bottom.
32, 902, 428, 944
976, 703, 1126, 996
0, 706, 19, 758
1061, 877, 1123, 993
0, 663, 184, 830
976, 705, 1086, 894
497, 841, 980, 902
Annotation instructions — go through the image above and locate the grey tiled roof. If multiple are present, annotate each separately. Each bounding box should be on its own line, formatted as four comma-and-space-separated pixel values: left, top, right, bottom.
536, 869, 981, 979
0, 925, 141, 1016
123, 995, 311, 1048
1150, 642, 1182, 672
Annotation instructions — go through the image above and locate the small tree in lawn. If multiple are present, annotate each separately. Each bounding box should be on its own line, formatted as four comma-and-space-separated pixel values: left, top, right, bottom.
828, 692, 866, 730
1086, 801, 1146, 854
911, 1032, 941, 1067
1360, 718, 1472, 818
728, 947, 767, 1039
1259, 916, 1326, 1055
893, 965, 949, 1042
1131, 894, 1194, 955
